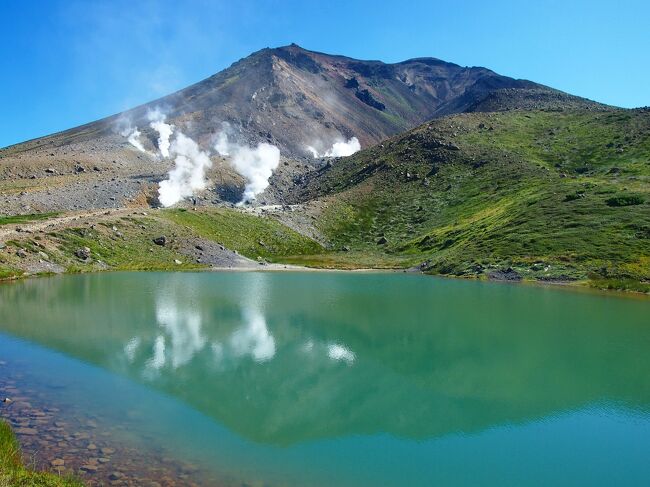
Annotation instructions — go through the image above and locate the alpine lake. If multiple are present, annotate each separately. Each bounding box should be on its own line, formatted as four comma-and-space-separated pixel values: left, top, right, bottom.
0, 271, 649, 486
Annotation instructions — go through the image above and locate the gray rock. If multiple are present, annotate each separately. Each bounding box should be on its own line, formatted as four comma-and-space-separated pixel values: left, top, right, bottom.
75, 247, 91, 260
488, 267, 522, 282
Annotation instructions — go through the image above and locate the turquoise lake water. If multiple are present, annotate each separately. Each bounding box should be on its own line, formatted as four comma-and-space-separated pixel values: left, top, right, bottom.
0, 271, 649, 486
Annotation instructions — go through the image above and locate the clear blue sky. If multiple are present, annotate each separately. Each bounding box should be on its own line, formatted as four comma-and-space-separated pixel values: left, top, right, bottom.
1, 0, 648, 148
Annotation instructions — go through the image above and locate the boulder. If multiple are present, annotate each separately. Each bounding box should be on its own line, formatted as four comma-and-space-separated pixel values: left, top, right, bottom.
75, 247, 91, 260
153, 236, 166, 246
487, 267, 522, 282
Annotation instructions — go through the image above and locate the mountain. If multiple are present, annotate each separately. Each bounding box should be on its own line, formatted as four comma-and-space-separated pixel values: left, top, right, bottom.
1, 45, 645, 293
0, 44, 603, 212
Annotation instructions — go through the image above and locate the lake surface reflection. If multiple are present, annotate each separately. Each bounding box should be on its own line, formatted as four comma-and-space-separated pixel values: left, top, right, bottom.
0, 272, 649, 486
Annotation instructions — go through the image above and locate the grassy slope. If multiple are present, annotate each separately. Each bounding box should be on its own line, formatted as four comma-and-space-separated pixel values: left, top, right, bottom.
0, 421, 82, 486
164, 208, 323, 261
2, 215, 202, 275
0, 214, 62, 278
299, 109, 650, 291
0, 213, 59, 226
0, 208, 324, 278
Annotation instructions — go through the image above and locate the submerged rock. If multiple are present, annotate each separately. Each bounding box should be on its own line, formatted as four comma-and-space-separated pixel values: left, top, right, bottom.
15, 427, 38, 435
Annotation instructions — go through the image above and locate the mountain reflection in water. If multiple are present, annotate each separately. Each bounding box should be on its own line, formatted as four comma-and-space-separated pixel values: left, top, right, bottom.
0, 271, 649, 449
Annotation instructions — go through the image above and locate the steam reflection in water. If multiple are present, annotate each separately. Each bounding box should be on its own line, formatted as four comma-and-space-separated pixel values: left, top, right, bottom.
212, 273, 277, 364
121, 272, 357, 376
125, 273, 279, 375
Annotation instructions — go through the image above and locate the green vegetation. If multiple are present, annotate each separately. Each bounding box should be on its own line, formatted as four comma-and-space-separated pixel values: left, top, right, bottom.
303, 109, 650, 291
0, 109, 647, 293
0, 421, 82, 486
0, 208, 325, 279
163, 208, 324, 261
605, 194, 645, 207
0, 266, 23, 280
0, 213, 59, 226
49, 217, 203, 273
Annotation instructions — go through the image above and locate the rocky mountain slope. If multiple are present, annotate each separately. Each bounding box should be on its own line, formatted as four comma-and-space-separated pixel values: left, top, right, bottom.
0, 44, 602, 212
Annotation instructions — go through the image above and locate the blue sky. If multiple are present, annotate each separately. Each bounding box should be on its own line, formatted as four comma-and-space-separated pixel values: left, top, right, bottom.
1, 0, 648, 148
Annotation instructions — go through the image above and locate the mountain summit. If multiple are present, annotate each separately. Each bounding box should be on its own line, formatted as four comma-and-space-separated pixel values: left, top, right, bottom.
115, 42, 555, 156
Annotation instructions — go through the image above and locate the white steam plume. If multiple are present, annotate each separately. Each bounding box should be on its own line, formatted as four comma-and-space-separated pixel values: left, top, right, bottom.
325, 137, 360, 157
230, 143, 280, 203
307, 137, 360, 158
147, 108, 174, 158
121, 126, 147, 153
158, 133, 212, 207
213, 129, 231, 157
214, 128, 280, 204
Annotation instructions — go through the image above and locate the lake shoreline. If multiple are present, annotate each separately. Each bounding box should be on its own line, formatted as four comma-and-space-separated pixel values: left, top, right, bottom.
0, 207, 646, 297
1, 264, 648, 300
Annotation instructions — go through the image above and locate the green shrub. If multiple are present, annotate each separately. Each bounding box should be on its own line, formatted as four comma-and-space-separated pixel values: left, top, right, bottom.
606, 195, 645, 207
